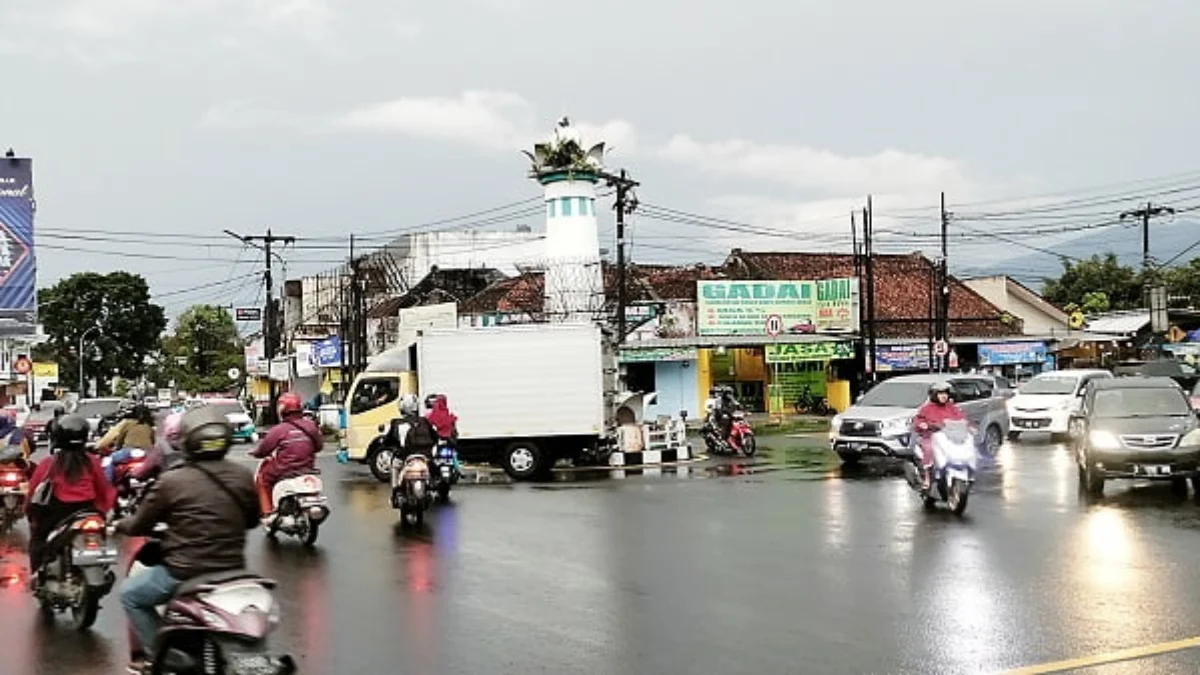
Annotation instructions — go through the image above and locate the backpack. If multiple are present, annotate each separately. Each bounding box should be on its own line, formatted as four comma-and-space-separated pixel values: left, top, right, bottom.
404, 418, 437, 452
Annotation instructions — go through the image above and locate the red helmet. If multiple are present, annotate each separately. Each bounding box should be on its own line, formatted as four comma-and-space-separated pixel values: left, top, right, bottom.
277, 392, 303, 417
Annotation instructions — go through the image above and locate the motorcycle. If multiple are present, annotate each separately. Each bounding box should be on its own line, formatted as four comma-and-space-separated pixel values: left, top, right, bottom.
794, 385, 834, 416
904, 419, 978, 516
34, 511, 118, 630
391, 454, 434, 526
258, 464, 330, 546
702, 411, 757, 457
0, 451, 29, 532
431, 440, 461, 501
127, 530, 295, 674
108, 448, 155, 519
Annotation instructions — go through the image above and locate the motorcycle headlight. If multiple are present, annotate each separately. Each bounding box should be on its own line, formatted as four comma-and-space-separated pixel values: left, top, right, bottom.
1088, 430, 1122, 451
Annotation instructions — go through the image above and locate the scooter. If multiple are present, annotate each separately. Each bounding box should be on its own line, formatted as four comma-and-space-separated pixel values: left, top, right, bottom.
904, 420, 978, 516
34, 511, 118, 630
431, 440, 461, 501
392, 454, 434, 526
127, 529, 295, 674
258, 463, 330, 547
0, 452, 29, 533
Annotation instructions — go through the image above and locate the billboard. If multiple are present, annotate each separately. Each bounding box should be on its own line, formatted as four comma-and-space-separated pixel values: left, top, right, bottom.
874, 344, 931, 372
764, 341, 854, 363
0, 158, 35, 336
978, 342, 1047, 366
697, 279, 859, 337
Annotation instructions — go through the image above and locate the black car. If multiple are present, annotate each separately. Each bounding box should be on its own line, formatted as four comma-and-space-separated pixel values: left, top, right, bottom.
1071, 377, 1200, 497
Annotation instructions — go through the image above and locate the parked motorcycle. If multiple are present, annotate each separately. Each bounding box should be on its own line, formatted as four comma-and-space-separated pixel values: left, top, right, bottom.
392, 454, 434, 526
258, 464, 330, 546
0, 452, 29, 532
702, 411, 757, 457
34, 511, 118, 630
432, 440, 461, 501
793, 385, 834, 416
904, 420, 977, 516
127, 530, 295, 674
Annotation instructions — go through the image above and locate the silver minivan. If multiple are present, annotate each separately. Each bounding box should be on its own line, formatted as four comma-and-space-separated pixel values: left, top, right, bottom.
829, 373, 1011, 464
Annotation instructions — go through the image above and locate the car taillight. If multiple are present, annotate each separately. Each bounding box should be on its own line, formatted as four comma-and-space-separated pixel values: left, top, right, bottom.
0, 472, 19, 484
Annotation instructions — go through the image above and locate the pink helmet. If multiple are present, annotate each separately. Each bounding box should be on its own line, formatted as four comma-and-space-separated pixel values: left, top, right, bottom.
163, 411, 184, 448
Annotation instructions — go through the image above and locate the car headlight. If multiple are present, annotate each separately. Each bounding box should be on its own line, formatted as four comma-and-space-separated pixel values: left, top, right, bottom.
1088, 430, 1122, 451
1182, 429, 1200, 447
881, 417, 910, 436
829, 415, 842, 437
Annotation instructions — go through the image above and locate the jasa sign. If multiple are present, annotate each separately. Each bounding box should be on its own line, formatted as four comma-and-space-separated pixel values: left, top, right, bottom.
697, 278, 860, 337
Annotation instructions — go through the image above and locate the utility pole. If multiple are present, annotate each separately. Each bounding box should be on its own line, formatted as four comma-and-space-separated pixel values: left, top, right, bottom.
604, 170, 640, 342
939, 191, 950, 370
850, 211, 860, 280
863, 197, 878, 381
225, 229, 295, 424
1121, 202, 1175, 338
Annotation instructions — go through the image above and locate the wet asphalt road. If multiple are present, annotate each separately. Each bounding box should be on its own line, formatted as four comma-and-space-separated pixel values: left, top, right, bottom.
6, 436, 1200, 674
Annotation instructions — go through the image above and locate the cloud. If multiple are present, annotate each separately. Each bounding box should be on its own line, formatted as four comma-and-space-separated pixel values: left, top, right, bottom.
334, 91, 637, 155
659, 134, 969, 197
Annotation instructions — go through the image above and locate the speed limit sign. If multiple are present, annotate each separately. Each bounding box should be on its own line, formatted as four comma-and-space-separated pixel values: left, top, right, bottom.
765, 314, 783, 336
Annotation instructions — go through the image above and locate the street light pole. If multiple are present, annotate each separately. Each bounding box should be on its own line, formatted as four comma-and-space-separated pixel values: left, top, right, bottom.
79, 325, 99, 398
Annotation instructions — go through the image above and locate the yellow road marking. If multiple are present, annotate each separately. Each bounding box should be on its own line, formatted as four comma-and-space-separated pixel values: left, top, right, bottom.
999, 635, 1200, 674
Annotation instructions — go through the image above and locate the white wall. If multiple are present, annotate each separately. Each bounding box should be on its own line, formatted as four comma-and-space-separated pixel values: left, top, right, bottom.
394, 231, 543, 283
963, 276, 1067, 336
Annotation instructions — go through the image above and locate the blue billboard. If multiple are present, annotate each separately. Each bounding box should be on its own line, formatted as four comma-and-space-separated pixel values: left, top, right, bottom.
977, 341, 1047, 366
874, 344, 930, 372
312, 336, 342, 368
0, 159, 35, 335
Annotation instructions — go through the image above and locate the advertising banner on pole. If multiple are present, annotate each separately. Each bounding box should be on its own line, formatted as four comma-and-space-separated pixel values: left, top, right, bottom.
697, 279, 859, 336
0, 158, 36, 336
977, 342, 1047, 366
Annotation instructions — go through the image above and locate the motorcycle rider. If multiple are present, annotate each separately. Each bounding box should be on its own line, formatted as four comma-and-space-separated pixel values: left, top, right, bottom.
115, 406, 259, 675
425, 394, 457, 442
129, 411, 183, 483
912, 381, 966, 488
97, 403, 156, 483
251, 392, 322, 525
25, 414, 115, 587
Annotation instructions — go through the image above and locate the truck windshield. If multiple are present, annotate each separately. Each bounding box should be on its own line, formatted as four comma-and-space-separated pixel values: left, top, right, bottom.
1092, 388, 1192, 418
857, 381, 931, 408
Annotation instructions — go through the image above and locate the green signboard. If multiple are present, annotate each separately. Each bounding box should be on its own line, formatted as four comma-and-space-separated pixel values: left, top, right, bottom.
697, 279, 859, 336
764, 341, 853, 363
619, 347, 698, 363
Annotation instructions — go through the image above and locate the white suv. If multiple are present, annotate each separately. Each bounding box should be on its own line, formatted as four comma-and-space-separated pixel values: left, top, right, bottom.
1007, 369, 1113, 440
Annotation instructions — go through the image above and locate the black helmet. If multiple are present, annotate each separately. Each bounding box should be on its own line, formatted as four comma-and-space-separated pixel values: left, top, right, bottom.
55, 414, 90, 451
178, 406, 232, 460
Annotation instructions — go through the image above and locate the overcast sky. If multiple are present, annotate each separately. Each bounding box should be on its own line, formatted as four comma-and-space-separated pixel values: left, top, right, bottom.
3, 0, 1199, 318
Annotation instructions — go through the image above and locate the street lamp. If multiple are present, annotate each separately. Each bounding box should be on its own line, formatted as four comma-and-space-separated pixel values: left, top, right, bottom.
79, 325, 99, 397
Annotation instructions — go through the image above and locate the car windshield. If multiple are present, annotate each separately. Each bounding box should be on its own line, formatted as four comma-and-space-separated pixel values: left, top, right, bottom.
75, 399, 121, 418
1021, 376, 1078, 395
207, 402, 246, 416
857, 381, 931, 408
1092, 387, 1192, 418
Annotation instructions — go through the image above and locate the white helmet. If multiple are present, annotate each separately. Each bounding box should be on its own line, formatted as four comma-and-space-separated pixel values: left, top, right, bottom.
398, 394, 420, 416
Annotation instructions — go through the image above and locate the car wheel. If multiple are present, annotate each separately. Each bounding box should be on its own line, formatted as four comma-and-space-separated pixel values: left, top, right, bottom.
1191, 476, 1200, 503
1084, 459, 1104, 496
1171, 478, 1190, 499
983, 425, 1002, 456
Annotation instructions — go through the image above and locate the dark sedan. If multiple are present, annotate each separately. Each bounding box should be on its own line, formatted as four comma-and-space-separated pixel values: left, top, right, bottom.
1071, 377, 1200, 497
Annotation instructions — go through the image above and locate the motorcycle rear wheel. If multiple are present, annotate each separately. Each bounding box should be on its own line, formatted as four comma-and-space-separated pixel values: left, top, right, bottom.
70, 586, 101, 631
948, 479, 969, 516
303, 520, 320, 547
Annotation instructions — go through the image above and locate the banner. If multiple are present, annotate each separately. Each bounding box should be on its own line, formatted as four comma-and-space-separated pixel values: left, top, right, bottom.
697, 279, 859, 336
32, 362, 58, 379
0, 159, 35, 336
618, 346, 698, 363
978, 342, 1047, 366
765, 341, 853, 363
244, 339, 265, 376
874, 344, 930, 372
312, 335, 342, 368
294, 342, 317, 378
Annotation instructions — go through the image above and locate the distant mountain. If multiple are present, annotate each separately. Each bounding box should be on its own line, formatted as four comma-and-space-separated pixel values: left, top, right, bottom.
954, 215, 1200, 291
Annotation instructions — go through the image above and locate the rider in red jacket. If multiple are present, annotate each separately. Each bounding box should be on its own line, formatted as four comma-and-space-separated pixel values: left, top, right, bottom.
912, 382, 965, 485
252, 393, 322, 521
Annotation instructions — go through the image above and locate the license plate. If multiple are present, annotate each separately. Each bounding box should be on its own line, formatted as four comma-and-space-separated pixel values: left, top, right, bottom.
844, 442, 866, 451
299, 496, 327, 507
440, 466, 450, 477
228, 654, 287, 675
1137, 464, 1171, 476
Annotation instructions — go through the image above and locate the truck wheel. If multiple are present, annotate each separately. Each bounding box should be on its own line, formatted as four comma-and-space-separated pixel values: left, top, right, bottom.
502, 441, 544, 480
367, 444, 393, 483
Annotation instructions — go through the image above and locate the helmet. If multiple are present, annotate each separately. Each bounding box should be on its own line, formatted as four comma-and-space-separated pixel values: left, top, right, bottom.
929, 381, 952, 401
398, 394, 419, 416
162, 411, 184, 449
178, 406, 232, 460
54, 414, 90, 451
423, 393, 438, 410
277, 392, 302, 417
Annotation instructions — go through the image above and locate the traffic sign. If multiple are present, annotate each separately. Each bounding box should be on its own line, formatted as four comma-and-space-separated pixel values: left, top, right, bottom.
227, 367, 241, 380
765, 314, 783, 336
1068, 311, 1085, 330
933, 340, 949, 357
12, 356, 31, 375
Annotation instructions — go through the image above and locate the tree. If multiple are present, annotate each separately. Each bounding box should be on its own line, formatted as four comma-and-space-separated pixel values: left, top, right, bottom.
1162, 258, 1200, 308
160, 304, 243, 394
1042, 254, 1143, 312
39, 272, 167, 393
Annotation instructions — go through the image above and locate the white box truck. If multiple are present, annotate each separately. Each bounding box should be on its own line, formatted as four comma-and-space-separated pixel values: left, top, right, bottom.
416, 323, 679, 479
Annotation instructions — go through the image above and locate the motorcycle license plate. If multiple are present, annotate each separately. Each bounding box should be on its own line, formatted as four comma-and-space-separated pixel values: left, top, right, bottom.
1137, 464, 1171, 476
73, 548, 119, 565
440, 465, 450, 477
299, 496, 327, 507
228, 654, 288, 675
946, 468, 969, 482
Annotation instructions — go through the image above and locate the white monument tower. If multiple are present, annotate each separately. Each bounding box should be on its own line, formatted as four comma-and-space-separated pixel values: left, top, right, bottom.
524, 117, 606, 323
